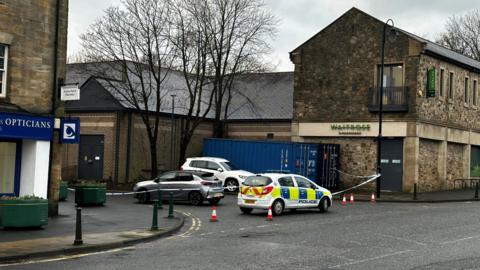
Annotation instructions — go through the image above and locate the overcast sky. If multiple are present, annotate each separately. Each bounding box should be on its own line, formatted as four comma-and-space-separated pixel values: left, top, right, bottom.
68, 0, 479, 71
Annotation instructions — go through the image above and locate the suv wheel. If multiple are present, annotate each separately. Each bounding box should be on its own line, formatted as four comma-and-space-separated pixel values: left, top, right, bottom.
225, 178, 238, 192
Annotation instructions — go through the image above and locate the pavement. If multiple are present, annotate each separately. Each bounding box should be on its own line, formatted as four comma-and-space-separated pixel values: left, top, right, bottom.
0, 191, 184, 263
334, 187, 480, 202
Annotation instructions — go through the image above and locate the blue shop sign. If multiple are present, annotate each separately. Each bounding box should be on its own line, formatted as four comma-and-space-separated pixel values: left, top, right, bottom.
0, 113, 54, 141
60, 118, 80, 144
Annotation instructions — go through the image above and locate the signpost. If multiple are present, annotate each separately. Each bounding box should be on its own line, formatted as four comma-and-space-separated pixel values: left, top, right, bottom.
60, 84, 80, 101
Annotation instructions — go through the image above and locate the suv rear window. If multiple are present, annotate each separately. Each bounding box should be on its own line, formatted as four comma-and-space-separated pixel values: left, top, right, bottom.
244, 176, 272, 187
190, 160, 207, 169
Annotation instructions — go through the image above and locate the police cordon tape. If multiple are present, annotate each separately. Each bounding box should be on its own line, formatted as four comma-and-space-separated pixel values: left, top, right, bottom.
331, 174, 380, 196
67, 173, 380, 197
334, 168, 378, 179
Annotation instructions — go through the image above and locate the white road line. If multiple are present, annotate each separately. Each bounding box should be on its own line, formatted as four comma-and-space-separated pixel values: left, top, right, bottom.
0, 247, 132, 267
328, 250, 413, 269
440, 234, 480, 245
374, 233, 427, 246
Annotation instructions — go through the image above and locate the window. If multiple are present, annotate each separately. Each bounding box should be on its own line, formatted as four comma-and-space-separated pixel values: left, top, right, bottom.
243, 176, 272, 187
158, 171, 176, 181
465, 77, 469, 103
220, 162, 238, 171
206, 161, 220, 170
377, 64, 403, 87
448, 72, 454, 99
294, 176, 316, 189
0, 44, 7, 97
190, 160, 207, 169
474, 80, 478, 106
439, 69, 445, 97
0, 142, 17, 195
278, 177, 295, 187
176, 172, 193, 181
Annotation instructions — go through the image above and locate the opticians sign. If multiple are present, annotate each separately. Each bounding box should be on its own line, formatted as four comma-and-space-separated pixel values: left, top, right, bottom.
0, 112, 54, 141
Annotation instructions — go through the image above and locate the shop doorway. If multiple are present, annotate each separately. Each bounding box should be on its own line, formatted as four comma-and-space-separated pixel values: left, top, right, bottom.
78, 135, 104, 180
380, 138, 404, 192
0, 141, 20, 196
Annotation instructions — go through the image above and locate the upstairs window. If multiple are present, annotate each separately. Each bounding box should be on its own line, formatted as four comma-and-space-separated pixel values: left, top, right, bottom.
439, 69, 445, 97
474, 80, 478, 106
0, 45, 7, 98
465, 77, 469, 103
377, 64, 404, 88
448, 72, 454, 99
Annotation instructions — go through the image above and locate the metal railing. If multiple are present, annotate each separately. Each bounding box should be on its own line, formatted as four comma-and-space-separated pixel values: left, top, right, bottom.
368, 86, 408, 112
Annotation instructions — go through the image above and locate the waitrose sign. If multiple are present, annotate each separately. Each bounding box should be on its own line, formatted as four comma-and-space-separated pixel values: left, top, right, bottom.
0, 113, 54, 141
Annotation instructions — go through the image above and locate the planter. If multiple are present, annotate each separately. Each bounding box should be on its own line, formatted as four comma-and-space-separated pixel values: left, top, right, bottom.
0, 199, 48, 228
75, 186, 106, 206
59, 182, 68, 201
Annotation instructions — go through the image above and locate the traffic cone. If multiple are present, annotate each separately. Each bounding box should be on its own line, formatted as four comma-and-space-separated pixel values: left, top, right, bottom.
370, 192, 376, 203
341, 193, 347, 205
266, 206, 273, 221
210, 206, 218, 222
350, 193, 354, 204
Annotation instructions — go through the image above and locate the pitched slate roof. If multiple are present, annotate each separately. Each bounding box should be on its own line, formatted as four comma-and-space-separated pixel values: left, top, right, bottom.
65, 63, 293, 120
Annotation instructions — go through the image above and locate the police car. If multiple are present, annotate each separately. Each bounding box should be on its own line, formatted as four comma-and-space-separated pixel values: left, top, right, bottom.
238, 173, 332, 216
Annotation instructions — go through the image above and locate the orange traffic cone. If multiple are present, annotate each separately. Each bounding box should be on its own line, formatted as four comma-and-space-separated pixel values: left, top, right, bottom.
370, 192, 376, 203
341, 194, 347, 205
350, 193, 354, 204
266, 206, 273, 221
210, 206, 218, 222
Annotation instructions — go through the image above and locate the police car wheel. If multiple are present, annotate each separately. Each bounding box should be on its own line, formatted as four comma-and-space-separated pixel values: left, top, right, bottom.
272, 200, 284, 216
319, 198, 329, 213
240, 207, 253, 214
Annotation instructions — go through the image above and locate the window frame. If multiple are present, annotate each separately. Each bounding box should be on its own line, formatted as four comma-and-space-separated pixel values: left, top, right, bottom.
294, 176, 316, 189
474, 80, 478, 107
376, 63, 405, 88
439, 68, 445, 97
448, 72, 454, 100
464, 76, 470, 104
278, 176, 295, 187
0, 44, 8, 98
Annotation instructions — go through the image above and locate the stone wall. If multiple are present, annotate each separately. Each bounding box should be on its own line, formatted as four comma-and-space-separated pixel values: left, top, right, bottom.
290, 8, 420, 124
0, 0, 68, 113
302, 137, 377, 190
417, 55, 480, 131
447, 142, 465, 186
418, 139, 441, 191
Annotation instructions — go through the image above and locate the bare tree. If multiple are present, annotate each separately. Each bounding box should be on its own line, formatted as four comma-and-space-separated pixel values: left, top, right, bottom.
187, 0, 277, 138
80, 0, 173, 178
437, 9, 480, 61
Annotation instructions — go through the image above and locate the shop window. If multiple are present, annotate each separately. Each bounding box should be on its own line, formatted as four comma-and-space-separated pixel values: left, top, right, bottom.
439, 69, 445, 97
471, 146, 480, 177
0, 45, 7, 97
377, 64, 404, 87
0, 142, 17, 195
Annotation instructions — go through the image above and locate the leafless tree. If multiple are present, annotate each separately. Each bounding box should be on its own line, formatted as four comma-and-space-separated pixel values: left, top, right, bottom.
187, 0, 277, 137
80, 0, 173, 178
437, 9, 480, 61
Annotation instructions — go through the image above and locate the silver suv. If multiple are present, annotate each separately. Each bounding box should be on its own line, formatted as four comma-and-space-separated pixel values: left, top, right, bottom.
133, 171, 224, 205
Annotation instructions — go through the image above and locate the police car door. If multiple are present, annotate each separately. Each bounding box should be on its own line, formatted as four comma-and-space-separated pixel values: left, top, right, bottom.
294, 176, 317, 208
277, 176, 297, 208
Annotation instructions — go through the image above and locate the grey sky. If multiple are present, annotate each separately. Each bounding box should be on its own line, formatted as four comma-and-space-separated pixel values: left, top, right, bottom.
68, 0, 479, 71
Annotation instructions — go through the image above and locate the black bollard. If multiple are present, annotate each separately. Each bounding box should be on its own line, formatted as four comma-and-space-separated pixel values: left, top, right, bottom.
475, 182, 479, 199
413, 183, 417, 201
74, 207, 83, 245
168, 192, 174, 218
151, 201, 159, 231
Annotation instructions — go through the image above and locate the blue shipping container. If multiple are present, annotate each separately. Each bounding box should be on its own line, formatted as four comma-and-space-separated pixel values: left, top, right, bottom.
203, 138, 338, 186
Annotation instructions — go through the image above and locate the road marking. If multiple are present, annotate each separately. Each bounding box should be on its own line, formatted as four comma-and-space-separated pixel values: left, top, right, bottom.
440, 234, 480, 245
168, 210, 202, 239
0, 247, 133, 267
328, 250, 413, 269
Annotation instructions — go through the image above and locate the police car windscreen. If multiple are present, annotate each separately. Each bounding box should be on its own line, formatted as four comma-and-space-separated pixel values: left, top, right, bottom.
244, 176, 272, 187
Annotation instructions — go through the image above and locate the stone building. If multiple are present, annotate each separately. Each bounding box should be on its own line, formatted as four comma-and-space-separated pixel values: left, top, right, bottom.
63, 63, 292, 187
290, 7, 480, 192
0, 0, 68, 213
